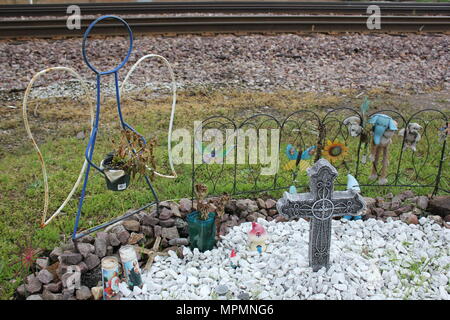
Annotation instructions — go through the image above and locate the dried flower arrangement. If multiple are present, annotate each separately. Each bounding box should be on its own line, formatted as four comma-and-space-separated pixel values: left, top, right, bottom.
194, 183, 210, 220
213, 193, 231, 237
105, 129, 157, 181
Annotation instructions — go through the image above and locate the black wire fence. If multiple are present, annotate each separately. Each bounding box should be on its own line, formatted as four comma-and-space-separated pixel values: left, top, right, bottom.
191, 106, 449, 200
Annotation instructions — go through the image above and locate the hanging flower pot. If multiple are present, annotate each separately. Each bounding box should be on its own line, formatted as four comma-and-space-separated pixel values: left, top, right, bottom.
187, 211, 216, 252
100, 153, 131, 192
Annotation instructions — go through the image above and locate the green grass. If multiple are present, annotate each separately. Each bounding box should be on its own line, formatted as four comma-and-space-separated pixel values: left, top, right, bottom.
0, 87, 448, 299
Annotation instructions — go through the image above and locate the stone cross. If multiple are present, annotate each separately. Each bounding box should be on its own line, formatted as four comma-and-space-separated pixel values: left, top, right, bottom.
276, 158, 366, 272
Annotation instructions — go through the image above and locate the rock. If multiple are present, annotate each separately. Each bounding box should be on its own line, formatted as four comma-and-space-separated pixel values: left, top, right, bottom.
159, 207, 173, 220
36, 257, 49, 270
112, 225, 130, 245
239, 210, 250, 219
416, 196, 429, 210
62, 288, 75, 300
275, 215, 288, 223
141, 225, 154, 237
168, 238, 189, 246
84, 253, 100, 270
106, 246, 114, 256
16, 284, 26, 297
246, 213, 257, 222
268, 209, 277, 216
428, 215, 443, 226
265, 199, 277, 209
141, 214, 160, 226
161, 226, 179, 240
395, 205, 413, 215
236, 199, 249, 211
256, 198, 266, 209
108, 233, 121, 247
159, 200, 172, 208
91, 286, 103, 300
80, 235, 94, 244
179, 198, 193, 212
61, 240, 76, 252
25, 274, 42, 294
260, 209, 268, 216
122, 219, 141, 232
44, 281, 62, 293
159, 218, 175, 228
238, 291, 250, 300
375, 197, 384, 207
37, 269, 54, 284
76, 242, 95, 258
154, 225, 162, 238
26, 294, 43, 300
372, 208, 384, 217
215, 284, 228, 295
445, 215, 450, 223
399, 190, 415, 200
400, 212, 418, 225
76, 131, 85, 139
170, 203, 182, 218
128, 232, 144, 245
76, 286, 92, 300
94, 237, 107, 258
42, 289, 63, 300
49, 247, 63, 262
59, 253, 82, 265
428, 196, 450, 217
383, 211, 397, 218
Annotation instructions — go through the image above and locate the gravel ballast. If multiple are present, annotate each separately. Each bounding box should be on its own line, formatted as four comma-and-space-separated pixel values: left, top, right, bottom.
123, 217, 450, 300
1, 33, 448, 95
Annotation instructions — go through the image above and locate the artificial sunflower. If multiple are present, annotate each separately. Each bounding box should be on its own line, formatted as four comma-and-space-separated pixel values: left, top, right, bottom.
322, 139, 349, 163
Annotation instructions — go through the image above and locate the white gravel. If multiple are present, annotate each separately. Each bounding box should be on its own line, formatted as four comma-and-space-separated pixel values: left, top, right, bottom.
121, 217, 450, 300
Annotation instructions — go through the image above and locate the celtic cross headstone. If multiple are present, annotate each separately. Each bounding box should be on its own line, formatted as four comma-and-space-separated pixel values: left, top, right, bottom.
276, 158, 366, 271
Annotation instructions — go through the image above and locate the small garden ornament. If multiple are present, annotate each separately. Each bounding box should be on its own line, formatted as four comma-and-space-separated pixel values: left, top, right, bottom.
368, 114, 398, 185
230, 249, 239, 269
248, 222, 268, 253
398, 123, 422, 152
343, 174, 362, 221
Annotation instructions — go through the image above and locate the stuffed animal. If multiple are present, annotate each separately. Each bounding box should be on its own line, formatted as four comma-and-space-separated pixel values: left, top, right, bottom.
343, 116, 363, 137
367, 114, 398, 185
398, 123, 422, 152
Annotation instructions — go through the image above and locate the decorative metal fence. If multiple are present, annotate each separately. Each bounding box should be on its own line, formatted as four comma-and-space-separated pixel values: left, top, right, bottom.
191, 106, 449, 199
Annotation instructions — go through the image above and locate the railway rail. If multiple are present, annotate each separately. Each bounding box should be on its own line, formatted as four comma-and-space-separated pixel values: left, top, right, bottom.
0, 2, 449, 38
1, 1, 450, 17
0, 14, 449, 39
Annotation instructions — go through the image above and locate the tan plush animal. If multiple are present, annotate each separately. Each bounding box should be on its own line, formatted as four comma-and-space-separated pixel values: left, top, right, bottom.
398, 123, 422, 152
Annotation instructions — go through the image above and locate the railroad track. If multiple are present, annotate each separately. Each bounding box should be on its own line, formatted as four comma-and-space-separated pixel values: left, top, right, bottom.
1, 1, 450, 17
0, 15, 449, 39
